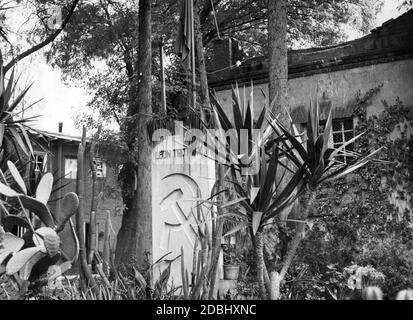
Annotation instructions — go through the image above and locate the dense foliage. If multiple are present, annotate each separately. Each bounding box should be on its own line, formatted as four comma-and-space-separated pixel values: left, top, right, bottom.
287, 95, 413, 300
6, 0, 385, 130
1, 0, 412, 300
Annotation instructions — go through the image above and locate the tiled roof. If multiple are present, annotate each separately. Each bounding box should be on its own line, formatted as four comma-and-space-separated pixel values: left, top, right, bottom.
29, 128, 82, 143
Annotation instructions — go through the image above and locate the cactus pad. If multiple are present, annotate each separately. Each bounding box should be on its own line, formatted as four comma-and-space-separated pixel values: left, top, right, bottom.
18, 196, 55, 228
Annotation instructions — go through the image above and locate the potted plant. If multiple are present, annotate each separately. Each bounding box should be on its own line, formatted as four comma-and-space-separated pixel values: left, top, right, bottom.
222, 244, 241, 280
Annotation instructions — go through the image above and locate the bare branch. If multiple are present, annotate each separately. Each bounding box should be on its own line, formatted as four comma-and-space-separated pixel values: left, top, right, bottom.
4, 0, 80, 73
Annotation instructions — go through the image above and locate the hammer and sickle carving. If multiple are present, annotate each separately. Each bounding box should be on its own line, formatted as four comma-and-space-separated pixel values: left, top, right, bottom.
158, 173, 202, 259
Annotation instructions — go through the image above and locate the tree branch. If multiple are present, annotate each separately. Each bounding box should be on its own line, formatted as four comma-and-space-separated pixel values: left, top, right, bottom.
4, 0, 80, 73
203, 15, 265, 44
99, 0, 134, 78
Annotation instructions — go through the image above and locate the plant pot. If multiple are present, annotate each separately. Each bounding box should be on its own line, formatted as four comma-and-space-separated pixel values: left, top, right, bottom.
223, 264, 240, 280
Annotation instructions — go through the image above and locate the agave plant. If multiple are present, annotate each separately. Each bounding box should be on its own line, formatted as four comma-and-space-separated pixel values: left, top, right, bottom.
0, 58, 41, 160
265, 100, 384, 291
207, 85, 308, 299
269, 101, 383, 191
208, 85, 384, 299
0, 160, 79, 298
0, 51, 48, 211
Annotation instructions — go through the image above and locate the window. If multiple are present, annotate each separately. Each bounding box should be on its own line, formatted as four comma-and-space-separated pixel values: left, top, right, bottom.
93, 159, 107, 178
33, 152, 48, 173
65, 157, 77, 179
64, 158, 106, 179
319, 117, 354, 163
331, 118, 354, 150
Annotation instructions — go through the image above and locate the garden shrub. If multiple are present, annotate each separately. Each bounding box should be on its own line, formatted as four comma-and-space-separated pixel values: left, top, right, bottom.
287, 95, 413, 300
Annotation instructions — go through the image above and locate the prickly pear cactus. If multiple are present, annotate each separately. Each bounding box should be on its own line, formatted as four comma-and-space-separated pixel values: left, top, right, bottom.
0, 167, 80, 299
43, 233, 60, 258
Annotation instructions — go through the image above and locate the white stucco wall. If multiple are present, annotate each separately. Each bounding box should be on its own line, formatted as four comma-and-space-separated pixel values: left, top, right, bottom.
213, 58, 413, 218
214, 59, 413, 122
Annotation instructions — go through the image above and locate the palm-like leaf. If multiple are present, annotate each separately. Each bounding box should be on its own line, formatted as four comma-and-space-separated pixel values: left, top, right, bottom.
208, 85, 384, 236
210, 85, 267, 172
268, 97, 383, 190
0, 62, 40, 159
209, 85, 306, 235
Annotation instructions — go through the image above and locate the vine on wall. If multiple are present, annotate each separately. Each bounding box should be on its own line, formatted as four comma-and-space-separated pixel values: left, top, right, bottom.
291, 88, 413, 299
317, 86, 413, 224
355, 92, 413, 219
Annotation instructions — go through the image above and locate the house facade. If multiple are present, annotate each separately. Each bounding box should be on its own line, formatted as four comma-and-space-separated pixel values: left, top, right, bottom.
208, 10, 413, 126
207, 10, 413, 220
32, 129, 123, 254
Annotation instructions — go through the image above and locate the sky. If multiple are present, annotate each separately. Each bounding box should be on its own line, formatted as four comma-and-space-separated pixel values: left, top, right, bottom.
7, 0, 408, 136
376, 0, 403, 25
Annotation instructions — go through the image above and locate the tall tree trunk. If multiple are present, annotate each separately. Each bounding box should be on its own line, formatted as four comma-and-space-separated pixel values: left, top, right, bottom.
255, 231, 268, 300
87, 128, 100, 265
279, 190, 317, 282
268, 0, 288, 124
271, 189, 317, 300
76, 128, 100, 298
115, 0, 152, 270
194, 4, 209, 124
267, 0, 290, 300
207, 164, 225, 299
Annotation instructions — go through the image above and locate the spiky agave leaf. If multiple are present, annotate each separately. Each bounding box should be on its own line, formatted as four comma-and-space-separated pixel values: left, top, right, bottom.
223, 221, 249, 237
270, 97, 383, 189
0, 63, 40, 159
208, 85, 307, 234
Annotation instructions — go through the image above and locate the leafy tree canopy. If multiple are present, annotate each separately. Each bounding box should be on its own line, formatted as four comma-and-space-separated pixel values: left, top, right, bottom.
11, 0, 387, 128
